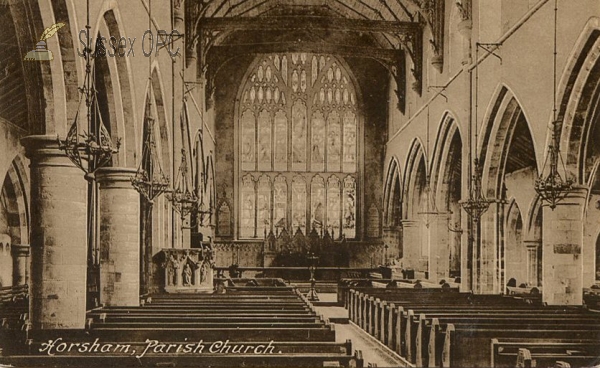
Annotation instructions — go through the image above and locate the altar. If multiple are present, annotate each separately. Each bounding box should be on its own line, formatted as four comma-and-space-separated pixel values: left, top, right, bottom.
158, 247, 214, 293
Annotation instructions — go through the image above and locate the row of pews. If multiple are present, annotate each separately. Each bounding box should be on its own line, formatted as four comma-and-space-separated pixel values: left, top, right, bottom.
0, 285, 28, 342
1, 281, 364, 367
340, 279, 600, 367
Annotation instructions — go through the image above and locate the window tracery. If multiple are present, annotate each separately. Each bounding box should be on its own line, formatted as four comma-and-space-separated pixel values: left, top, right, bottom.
238, 53, 359, 239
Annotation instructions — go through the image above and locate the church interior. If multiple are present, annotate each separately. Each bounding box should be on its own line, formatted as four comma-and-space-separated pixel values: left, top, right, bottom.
1, 0, 600, 367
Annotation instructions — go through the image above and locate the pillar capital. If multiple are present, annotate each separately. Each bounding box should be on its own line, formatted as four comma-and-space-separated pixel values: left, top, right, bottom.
10, 244, 30, 257
21, 135, 74, 168
96, 167, 137, 188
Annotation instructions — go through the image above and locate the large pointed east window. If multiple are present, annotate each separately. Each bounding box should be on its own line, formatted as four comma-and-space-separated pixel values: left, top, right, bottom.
237, 53, 359, 239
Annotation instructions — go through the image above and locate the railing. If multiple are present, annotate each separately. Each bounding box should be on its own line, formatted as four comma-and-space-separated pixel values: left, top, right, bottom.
214, 266, 390, 281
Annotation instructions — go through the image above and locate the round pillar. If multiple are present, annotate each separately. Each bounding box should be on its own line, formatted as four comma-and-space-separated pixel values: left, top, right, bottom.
22, 135, 87, 329
11, 244, 30, 286
96, 167, 140, 306
542, 187, 587, 306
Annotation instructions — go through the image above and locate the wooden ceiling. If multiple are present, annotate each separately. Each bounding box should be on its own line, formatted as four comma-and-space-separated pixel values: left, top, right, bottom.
192, 0, 415, 22
0, 4, 28, 131
505, 112, 537, 175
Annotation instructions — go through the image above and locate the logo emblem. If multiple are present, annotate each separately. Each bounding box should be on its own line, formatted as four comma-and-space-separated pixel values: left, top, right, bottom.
24, 23, 65, 61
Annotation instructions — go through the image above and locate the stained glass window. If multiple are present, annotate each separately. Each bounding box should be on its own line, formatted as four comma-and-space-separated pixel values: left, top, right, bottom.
238, 53, 359, 239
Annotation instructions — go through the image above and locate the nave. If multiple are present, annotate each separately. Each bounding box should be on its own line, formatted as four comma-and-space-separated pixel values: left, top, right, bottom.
1, 0, 600, 367
2, 276, 600, 367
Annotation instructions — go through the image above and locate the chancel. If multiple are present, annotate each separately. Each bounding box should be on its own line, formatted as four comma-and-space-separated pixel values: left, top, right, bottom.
1, 0, 600, 367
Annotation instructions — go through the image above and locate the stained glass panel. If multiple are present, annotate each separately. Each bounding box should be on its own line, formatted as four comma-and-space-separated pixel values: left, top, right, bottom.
311, 175, 325, 231
327, 111, 341, 172
273, 176, 287, 231
274, 110, 287, 171
240, 175, 255, 238
343, 111, 357, 173
257, 175, 271, 237
258, 110, 271, 171
291, 100, 307, 171
311, 110, 325, 172
343, 176, 356, 239
291, 176, 307, 235
327, 176, 341, 239
241, 110, 255, 171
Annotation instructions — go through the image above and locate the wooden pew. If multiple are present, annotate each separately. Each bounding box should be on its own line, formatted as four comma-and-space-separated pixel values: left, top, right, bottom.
422, 316, 600, 367
395, 305, 594, 364
491, 338, 600, 368
4, 287, 364, 367
348, 288, 599, 367
440, 324, 600, 367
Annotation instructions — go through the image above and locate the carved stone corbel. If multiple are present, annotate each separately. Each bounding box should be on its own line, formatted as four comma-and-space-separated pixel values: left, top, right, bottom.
407, 0, 445, 73
397, 29, 423, 95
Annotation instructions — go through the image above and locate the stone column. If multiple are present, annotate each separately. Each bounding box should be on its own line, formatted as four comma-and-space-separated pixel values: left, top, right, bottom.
477, 200, 505, 294
11, 244, 30, 285
401, 220, 421, 273
426, 213, 450, 283
22, 135, 87, 329
542, 188, 587, 305
524, 240, 541, 286
96, 167, 140, 306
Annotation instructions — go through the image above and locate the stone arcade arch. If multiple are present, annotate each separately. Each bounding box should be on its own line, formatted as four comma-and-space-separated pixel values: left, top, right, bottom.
431, 115, 463, 283
402, 139, 428, 275
479, 86, 539, 294
383, 158, 403, 259
0, 156, 30, 287
139, 67, 173, 295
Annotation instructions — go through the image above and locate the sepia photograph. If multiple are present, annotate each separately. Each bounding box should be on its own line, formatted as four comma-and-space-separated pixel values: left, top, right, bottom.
0, 0, 600, 367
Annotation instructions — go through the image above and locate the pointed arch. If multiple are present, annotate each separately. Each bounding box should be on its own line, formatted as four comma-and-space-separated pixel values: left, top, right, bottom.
431, 113, 464, 278
0, 155, 29, 245
556, 18, 600, 184
383, 157, 403, 227
431, 112, 463, 206
505, 198, 527, 289
403, 139, 427, 219
99, 8, 138, 167
479, 86, 538, 200
234, 52, 362, 239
